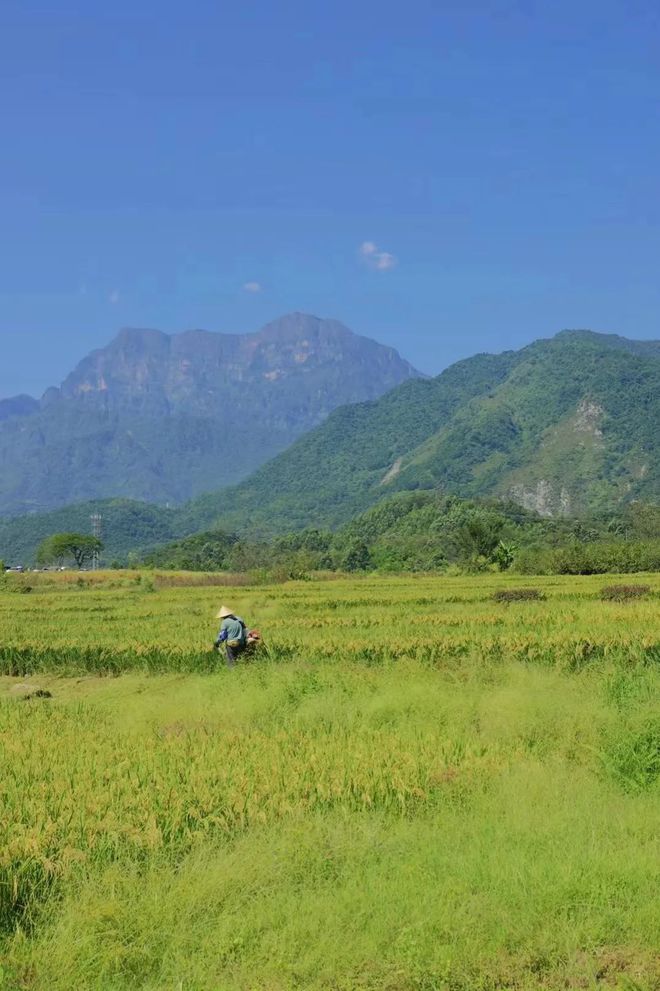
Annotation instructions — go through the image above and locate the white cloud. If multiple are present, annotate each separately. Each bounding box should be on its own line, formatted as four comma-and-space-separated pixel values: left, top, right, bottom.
359, 241, 397, 271
243, 281, 262, 293
108, 289, 120, 304
374, 251, 397, 271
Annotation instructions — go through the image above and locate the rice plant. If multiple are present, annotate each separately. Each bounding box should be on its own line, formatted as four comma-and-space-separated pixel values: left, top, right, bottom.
0, 571, 658, 989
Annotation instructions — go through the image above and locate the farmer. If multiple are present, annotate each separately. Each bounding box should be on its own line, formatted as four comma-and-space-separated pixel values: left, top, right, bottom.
214, 604, 248, 667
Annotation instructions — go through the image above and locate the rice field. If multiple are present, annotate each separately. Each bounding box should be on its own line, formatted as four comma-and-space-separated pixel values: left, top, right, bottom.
0, 571, 659, 989
1, 570, 659, 674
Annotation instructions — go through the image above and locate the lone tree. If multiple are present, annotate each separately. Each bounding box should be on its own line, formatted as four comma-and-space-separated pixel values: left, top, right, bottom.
37, 533, 103, 569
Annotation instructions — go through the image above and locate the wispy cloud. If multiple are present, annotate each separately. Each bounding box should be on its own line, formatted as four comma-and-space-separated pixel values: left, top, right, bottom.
359, 241, 397, 271
108, 289, 120, 304
243, 281, 262, 293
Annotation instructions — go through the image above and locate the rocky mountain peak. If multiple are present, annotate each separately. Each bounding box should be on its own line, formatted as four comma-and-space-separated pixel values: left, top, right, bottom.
54, 313, 419, 411
0, 395, 39, 422
0, 313, 421, 515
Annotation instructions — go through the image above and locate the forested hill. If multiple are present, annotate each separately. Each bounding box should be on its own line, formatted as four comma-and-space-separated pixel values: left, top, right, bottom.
1, 329, 658, 564
182, 329, 660, 535
0, 499, 181, 565
0, 313, 420, 516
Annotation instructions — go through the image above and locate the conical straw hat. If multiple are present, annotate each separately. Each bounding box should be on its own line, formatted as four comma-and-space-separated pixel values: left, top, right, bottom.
216, 605, 234, 619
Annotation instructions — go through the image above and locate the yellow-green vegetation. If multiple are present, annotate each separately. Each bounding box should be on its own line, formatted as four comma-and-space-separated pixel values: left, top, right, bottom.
0, 572, 659, 990
2, 571, 659, 675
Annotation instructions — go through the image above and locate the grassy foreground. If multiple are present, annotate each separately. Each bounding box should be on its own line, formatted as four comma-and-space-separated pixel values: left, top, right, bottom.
0, 573, 659, 989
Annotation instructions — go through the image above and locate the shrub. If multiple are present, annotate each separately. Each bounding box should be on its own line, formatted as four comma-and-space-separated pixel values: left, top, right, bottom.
492, 588, 545, 602
600, 584, 651, 602
515, 540, 660, 576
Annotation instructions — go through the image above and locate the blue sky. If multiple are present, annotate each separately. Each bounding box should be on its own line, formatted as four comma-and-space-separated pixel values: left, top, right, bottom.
2, 0, 660, 396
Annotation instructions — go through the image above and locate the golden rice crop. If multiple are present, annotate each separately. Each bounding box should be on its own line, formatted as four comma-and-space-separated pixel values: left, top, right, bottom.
1, 571, 658, 675
0, 572, 658, 989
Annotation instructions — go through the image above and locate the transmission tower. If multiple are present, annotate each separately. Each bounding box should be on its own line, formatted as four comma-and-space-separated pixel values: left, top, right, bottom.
90, 513, 103, 570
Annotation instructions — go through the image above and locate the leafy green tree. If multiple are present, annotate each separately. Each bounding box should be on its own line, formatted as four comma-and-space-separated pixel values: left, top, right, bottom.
447, 507, 506, 562
628, 503, 660, 539
341, 539, 372, 572
226, 540, 271, 573
571, 521, 600, 543
143, 530, 236, 570
37, 533, 103, 569
493, 540, 517, 571
605, 517, 628, 538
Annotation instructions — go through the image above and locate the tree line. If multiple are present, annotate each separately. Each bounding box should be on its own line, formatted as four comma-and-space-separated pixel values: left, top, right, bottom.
28, 496, 660, 576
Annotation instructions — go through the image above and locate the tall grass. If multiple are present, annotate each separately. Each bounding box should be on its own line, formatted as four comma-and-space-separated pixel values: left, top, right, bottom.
0, 573, 658, 988
1, 657, 659, 989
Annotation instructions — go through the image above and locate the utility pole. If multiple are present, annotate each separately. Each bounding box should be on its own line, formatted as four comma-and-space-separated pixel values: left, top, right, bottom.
90, 513, 103, 570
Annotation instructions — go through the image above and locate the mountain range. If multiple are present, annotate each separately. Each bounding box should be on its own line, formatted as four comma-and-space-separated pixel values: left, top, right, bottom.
0, 326, 658, 564
0, 313, 420, 516
178, 329, 659, 536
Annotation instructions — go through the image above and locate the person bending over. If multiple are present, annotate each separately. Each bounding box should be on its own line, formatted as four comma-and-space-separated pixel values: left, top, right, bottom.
214, 604, 248, 667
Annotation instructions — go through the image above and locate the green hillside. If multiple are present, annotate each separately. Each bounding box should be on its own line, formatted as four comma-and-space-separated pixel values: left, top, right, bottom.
142, 491, 660, 576
181, 348, 523, 535
186, 329, 660, 534
0, 499, 180, 566
1, 330, 658, 565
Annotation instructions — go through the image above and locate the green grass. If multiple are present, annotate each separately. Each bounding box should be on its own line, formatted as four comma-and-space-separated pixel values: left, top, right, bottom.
0, 574, 659, 989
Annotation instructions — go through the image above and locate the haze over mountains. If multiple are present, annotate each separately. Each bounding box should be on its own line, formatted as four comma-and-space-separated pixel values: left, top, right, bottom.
1, 326, 658, 564
0, 313, 420, 516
